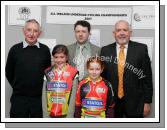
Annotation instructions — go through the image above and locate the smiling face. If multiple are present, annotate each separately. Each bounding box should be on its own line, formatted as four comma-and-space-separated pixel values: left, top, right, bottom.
87, 62, 103, 81
53, 53, 67, 69
74, 25, 90, 44
113, 20, 132, 45
23, 22, 41, 45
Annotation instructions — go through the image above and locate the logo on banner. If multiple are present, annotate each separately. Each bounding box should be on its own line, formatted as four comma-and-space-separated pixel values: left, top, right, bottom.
134, 13, 141, 22
134, 13, 155, 22
18, 7, 31, 20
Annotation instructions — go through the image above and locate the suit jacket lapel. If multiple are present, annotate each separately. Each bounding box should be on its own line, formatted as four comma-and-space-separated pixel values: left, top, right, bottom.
70, 43, 77, 66
73, 43, 77, 58
112, 43, 118, 77
90, 43, 98, 56
90, 43, 94, 56
124, 41, 133, 81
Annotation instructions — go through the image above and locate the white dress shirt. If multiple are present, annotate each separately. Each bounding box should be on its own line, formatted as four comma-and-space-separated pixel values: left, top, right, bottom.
116, 43, 129, 61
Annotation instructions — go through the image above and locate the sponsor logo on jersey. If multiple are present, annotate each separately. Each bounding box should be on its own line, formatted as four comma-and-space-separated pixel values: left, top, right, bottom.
47, 82, 67, 91
82, 99, 103, 108
50, 96, 66, 104
47, 71, 54, 79
83, 86, 90, 93
63, 72, 70, 77
96, 88, 105, 93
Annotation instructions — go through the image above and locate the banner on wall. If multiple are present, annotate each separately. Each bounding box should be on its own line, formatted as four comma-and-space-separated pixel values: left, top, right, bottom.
38, 38, 57, 52
89, 29, 101, 47
130, 37, 153, 61
46, 6, 132, 25
8, 5, 41, 26
132, 6, 155, 29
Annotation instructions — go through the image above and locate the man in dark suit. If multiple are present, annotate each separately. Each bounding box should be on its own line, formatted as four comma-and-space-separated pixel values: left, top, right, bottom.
100, 20, 153, 118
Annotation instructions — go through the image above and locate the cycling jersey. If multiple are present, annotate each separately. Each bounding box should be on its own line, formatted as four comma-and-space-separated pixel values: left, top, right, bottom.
75, 77, 114, 118
45, 64, 78, 117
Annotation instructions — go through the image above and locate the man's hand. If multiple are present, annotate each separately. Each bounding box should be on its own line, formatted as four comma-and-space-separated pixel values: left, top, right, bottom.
143, 103, 151, 117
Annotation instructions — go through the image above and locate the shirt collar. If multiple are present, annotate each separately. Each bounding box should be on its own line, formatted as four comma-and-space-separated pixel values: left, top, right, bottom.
53, 63, 67, 71
76, 41, 90, 49
85, 76, 102, 83
23, 40, 40, 48
116, 42, 128, 49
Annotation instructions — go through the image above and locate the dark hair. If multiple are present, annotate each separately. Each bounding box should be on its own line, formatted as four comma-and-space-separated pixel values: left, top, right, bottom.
87, 56, 104, 70
52, 44, 69, 56
74, 20, 91, 32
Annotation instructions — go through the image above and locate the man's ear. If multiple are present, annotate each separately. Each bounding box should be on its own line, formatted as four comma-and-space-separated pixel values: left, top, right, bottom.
22, 28, 25, 35
113, 31, 115, 37
130, 30, 132, 36
38, 30, 42, 37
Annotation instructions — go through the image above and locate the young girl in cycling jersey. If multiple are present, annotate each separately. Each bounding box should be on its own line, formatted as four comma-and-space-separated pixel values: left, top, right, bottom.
75, 56, 114, 118
43, 44, 78, 118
